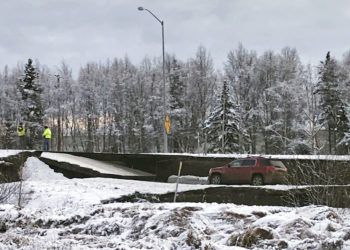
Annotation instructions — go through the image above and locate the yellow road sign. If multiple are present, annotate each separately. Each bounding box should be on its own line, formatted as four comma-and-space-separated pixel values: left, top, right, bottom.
164, 114, 171, 134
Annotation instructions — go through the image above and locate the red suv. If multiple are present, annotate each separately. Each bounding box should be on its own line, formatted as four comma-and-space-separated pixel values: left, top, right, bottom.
208, 157, 287, 185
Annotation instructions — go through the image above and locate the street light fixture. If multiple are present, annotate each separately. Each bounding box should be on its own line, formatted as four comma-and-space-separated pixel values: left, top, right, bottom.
138, 6, 168, 153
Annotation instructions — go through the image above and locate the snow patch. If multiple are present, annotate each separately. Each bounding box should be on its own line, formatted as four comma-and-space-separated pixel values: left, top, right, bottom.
0, 150, 25, 158
167, 175, 209, 185
22, 157, 66, 181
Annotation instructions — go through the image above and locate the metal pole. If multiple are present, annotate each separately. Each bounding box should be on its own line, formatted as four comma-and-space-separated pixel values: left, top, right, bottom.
162, 21, 168, 153
173, 161, 183, 202
138, 7, 168, 153
55, 74, 62, 152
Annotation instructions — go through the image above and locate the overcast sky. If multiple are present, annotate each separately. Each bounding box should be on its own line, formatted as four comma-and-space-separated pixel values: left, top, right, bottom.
1, 0, 350, 75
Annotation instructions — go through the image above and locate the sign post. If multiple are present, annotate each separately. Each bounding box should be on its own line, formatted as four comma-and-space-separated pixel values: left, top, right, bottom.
174, 161, 183, 202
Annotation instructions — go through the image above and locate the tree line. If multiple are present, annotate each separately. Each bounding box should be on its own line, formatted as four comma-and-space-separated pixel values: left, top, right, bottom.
0, 44, 350, 154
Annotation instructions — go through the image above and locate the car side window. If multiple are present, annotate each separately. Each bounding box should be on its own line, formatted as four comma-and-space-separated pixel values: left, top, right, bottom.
229, 159, 255, 167
260, 159, 271, 166
230, 160, 242, 167
241, 159, 256, 167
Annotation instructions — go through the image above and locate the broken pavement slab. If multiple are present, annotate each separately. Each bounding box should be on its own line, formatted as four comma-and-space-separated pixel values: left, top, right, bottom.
40, 152, 155, 181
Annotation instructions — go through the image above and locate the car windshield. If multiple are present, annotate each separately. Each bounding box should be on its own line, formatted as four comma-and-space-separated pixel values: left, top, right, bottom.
270, 160, 286, 169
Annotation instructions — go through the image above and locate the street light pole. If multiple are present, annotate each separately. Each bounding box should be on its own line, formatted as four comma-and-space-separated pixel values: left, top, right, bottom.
54, 74, 62, 151
138, 6, 168, 153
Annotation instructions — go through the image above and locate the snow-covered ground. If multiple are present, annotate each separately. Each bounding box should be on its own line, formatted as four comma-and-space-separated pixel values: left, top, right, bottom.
1, 157, 350, 249
0, 150, 26, 158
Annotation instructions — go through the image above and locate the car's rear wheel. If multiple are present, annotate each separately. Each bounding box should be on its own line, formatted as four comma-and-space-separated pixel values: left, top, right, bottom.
210, 174, 222, 184
252, 175, 264, 186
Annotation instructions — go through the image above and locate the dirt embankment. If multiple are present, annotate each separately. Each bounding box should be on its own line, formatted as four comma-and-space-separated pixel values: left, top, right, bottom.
102, 185, 350, 208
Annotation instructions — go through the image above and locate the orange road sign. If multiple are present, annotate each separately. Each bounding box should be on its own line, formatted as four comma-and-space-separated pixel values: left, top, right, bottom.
164, 114, 171, 134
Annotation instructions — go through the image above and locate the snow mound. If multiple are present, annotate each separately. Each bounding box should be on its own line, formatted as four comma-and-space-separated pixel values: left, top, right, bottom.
23, 157, 66, 181
167, 175, 209, 184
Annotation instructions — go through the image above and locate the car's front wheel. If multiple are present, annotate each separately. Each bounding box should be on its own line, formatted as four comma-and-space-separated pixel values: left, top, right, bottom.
210, 174, 222, 184
251, 175, 264, 186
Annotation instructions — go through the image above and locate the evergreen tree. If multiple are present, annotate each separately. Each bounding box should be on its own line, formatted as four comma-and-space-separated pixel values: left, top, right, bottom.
204, 80, 240, 153
315, 52, 349, 154
336, 104, 350, 152
339, 106, 350, 150
168, 57, 188, 152
18, 58, 43, 149
169, 58, 185, 112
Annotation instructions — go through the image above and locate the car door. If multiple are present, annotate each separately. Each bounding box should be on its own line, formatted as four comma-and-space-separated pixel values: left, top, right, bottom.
237, 159, 255, 183
224, 159, 242, 183
229, 159, 255, 184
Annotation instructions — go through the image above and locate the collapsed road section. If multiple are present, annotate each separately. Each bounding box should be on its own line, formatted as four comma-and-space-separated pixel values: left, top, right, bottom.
40, 152, 155, 181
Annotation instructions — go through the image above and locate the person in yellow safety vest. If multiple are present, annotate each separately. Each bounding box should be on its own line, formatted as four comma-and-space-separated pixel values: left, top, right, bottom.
17, 122, 26, 149
42, 126, 52, 151
17, 122, 27, 149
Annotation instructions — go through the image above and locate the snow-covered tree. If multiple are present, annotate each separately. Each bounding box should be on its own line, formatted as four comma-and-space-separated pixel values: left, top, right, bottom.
2, 44, 350, 155
0, 66, 21, 148
204, 80, 240, 153
77, 63, 100, 152
272, 47, 306, 154
255, 51, 279, 153
315, 52, 349, 154
187, 46, 217, 152
18, 59, 43, 149
297, 64, 322, 154
168, 56, 191, 152
136, 57, 162, 152
224, 44, 256, 153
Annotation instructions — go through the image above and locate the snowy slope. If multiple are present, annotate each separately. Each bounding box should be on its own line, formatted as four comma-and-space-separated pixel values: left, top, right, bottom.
0, 157, 350, 249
